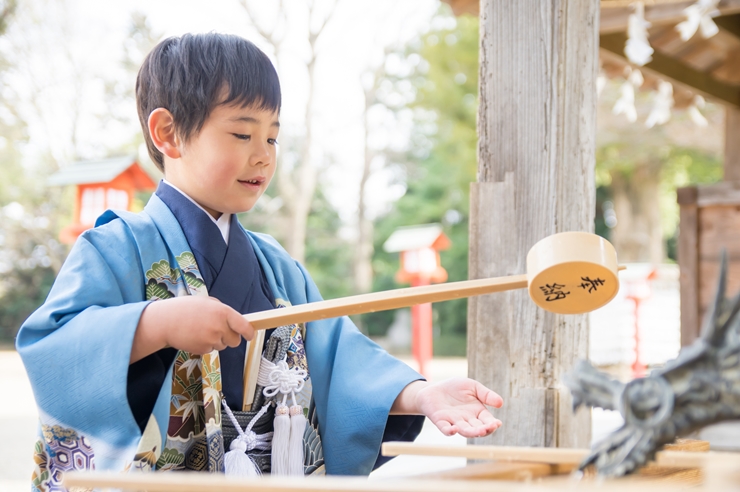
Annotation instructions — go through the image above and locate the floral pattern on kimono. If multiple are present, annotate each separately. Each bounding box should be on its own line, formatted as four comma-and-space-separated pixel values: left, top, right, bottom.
131, 256, 224, 473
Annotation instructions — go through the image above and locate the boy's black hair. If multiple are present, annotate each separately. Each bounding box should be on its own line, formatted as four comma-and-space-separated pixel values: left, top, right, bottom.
136, 33, 281, 171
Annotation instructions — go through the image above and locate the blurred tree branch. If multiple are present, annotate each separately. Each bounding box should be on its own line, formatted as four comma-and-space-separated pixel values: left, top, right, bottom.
237, 0, 343, 263
0, 0, 16, 35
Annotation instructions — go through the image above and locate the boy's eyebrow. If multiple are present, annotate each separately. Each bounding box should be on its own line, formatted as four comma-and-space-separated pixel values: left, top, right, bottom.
229, 116, 280, 127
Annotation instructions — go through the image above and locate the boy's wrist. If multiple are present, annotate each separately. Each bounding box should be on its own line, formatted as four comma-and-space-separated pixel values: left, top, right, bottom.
131, 300, 170, 363
390, 380, 428, 415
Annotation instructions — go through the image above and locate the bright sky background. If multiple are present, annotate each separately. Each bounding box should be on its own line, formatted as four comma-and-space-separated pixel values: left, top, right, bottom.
4, 0, 444, 226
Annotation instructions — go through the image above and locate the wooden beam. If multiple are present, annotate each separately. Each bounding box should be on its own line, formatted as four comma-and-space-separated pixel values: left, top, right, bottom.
715, 13, 740, 40
471, 0, 598, 450
381, 441, 712, 467
62, 471, 708, 492
444, 0, 740, 25
600, 32, 740, 107
414, 461, 574, 481
600, 1, 740, 34
726, 105, 740, 180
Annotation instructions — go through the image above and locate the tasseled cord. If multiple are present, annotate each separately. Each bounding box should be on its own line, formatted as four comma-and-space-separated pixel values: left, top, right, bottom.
222, 398, 273, 477
258, 358, 307, 476
289, 402, 306, 476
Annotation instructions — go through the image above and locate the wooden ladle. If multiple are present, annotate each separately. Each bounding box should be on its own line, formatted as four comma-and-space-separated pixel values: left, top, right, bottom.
241, 231, 620, 409
244, 231, 620, 329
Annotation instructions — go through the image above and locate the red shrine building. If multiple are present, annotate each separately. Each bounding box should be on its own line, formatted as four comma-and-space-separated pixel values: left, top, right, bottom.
48, 156, 157, 244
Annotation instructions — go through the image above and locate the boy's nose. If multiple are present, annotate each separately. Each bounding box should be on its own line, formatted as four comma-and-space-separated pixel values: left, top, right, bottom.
249, 146, 272, 166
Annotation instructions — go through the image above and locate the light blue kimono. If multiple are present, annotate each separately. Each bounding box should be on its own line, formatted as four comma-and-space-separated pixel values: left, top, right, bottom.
17, 194, 423, 490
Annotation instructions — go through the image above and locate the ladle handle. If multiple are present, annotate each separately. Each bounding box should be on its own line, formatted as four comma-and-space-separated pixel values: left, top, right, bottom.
245, 274, 529, 330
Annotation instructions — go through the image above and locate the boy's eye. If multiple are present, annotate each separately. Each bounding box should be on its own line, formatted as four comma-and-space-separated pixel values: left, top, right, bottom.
233, 134, 250, 141
268, 138, 279, 146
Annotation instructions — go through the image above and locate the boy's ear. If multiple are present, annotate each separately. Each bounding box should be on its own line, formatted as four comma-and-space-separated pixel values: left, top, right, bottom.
148, 108, 181, 159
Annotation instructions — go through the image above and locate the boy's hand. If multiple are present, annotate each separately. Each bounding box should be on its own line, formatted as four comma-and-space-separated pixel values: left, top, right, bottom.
131, 296, 255, 363
392, 378, 503, 438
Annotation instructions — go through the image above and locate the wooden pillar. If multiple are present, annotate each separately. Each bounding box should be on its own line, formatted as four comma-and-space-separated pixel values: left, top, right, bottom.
468, 1, 599, 448
677, 186, 700, 347
726, 106, 740, 181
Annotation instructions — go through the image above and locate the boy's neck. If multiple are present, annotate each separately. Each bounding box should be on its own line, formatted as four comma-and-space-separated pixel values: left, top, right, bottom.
160, 179, 232, 244
161, 177, 223, 220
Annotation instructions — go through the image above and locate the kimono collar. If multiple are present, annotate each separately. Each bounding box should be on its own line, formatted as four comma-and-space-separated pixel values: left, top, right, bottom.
155, 181, 229, 289
154, 180, 276, 409
161, 179, 231, 244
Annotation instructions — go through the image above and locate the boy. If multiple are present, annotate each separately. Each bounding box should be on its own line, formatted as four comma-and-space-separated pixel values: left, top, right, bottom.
17, 33, 503, 489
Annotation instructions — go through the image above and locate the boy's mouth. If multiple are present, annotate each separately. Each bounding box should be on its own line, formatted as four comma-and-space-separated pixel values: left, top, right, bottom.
239, 177, 265, 188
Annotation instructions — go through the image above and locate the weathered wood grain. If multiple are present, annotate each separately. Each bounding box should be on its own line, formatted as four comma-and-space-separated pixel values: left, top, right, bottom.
726, 106, 740, 180
470, 0, 598, 449
698, 206, 740, 321
677, 187, 700, 346
415, 461, 574, 481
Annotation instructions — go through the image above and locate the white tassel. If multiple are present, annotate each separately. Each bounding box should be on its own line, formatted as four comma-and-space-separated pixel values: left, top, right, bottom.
289, 404, 306, 476
222, 399, 273, 477
257, 357, 308, 477
271, 402, 291, 475
225, 438, 260, 477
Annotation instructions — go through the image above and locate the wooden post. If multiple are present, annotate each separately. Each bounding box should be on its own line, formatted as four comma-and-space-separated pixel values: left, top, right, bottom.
469, 1, 599, 448
726, 106, 740, 181
677, 186, 700, 347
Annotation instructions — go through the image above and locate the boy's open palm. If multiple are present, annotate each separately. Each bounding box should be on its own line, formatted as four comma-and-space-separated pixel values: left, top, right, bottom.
415, 378, 503, 438
132, 296, 254, 363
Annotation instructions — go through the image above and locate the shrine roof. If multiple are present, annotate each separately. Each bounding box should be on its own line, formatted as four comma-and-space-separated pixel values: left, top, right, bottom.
48, 155, 154, 187
383, 223, 451, 252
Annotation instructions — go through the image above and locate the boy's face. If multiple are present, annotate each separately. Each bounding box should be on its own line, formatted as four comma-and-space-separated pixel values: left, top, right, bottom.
164, 103, 279, 218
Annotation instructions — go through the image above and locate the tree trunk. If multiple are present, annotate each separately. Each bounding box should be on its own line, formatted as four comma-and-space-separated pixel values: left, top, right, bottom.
279, 56, 318, 264
610, 166, 663, 263
238, 0, 337, 265
353, 84, 376, 298
469, 0, 598, 449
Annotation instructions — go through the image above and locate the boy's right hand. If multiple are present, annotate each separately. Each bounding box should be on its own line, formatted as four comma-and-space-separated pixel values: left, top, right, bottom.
131, 296, 255, 363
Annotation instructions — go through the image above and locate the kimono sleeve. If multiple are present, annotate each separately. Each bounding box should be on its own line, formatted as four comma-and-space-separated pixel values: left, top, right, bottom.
295, 262, 425, 476
16, 219, 150, 448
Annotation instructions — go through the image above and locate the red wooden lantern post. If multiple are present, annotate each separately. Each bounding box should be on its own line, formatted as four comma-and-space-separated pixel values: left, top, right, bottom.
383, 225, 451, 377
625, 268, 658, 379
48, 156, 157, 244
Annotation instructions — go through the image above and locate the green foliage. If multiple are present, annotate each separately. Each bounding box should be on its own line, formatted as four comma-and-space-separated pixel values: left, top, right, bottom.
0, 21, 71, 338
0, 9, 157, 342
596, 141, 722, 260
239, 184, 354, 303
662, 148, 722, 260
0, 262, 57, 341
366, 11, 478, 353
302, 189, 354, 301
0, 160, 70, 340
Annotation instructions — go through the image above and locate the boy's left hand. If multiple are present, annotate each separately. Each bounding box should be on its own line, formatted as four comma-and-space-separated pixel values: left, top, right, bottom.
393, 378, 504, 438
